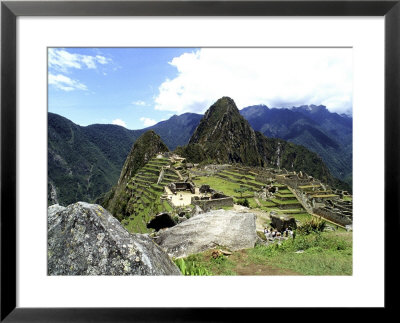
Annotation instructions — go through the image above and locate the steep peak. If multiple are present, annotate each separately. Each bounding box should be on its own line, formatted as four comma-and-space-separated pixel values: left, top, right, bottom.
139, 129, 159, 139
188, 97, 261, 165
117, 130, 169, 186
203, 96, 239, 120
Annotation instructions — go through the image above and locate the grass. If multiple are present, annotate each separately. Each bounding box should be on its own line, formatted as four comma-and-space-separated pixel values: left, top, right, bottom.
193, 176, 248, 198
175, 231, 352, 276
247, 198, 259, 208
175, 251, 237, 276
221, 206, 234, 210
247, 231, 352, 275
259, 200, 277, 207
270, 198, 301, 205
162, 200, 173, 212
291, 213, 313, 222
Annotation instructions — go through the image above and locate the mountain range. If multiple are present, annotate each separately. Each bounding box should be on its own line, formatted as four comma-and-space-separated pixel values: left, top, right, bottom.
240, 104, 352, 184
48, 100, 352, 205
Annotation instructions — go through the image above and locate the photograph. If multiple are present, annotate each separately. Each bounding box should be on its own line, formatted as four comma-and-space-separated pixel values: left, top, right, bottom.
47, 47, 353, 276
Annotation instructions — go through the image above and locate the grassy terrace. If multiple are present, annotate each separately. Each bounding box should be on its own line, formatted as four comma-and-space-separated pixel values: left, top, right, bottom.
121, 157, 171, 234
192, 175, 311, 223
221, 169, 265, 186
193, 175, 254, 198
274, 193, 296, 199
270, 198, 301, 205
216, 172, 264, 191
299, 185, 321, 190
311, 194, 339, 198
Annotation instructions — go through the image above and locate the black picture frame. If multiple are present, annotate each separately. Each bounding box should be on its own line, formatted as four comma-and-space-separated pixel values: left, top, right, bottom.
1, 0, 398, 321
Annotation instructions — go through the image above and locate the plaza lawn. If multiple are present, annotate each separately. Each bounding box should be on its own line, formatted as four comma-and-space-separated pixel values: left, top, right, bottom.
193, 176, 251, 198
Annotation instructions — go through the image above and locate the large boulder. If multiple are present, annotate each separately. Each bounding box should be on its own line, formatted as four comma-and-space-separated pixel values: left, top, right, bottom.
48, 202, 181, 275
155, 209, 257, 258
48, 204, 66, 224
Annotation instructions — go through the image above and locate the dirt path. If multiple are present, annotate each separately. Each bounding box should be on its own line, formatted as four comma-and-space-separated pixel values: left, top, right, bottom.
231, 250, 300, 276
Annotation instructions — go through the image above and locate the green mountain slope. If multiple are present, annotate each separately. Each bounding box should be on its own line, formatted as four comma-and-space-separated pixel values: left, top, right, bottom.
101, 130, 169, 223
240, 104, 352, 185
48, 112, 200, 206
48, 113, 142, 205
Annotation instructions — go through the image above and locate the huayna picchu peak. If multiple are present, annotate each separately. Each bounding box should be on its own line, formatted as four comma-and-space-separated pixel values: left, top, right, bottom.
188, 96, 261, 165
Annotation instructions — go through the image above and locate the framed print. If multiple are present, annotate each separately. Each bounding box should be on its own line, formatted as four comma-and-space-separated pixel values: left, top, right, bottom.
1, 0, 399, 321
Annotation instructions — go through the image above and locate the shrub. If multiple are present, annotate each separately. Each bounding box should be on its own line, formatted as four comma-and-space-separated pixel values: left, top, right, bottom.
237, 198, 250, 207
174, 258, 211, 276
297, 217, 326, 235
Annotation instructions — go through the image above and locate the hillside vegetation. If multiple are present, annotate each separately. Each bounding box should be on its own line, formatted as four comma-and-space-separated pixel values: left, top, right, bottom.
101, 131, 169, 222
241, 104, 352, 186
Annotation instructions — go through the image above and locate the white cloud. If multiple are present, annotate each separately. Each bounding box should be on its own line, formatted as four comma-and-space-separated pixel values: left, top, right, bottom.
112, 119, 127, 128
132, 100, 147, 106
48, 48, 111, 72
154, 48, 353, 114
140, 117, 157, 127
48, 74, 87, 91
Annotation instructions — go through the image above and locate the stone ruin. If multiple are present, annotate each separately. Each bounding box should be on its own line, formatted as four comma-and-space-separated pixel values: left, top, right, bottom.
313, 199, 353, 226
191, 192, 234, 211
168, 182, 195, 194
239, 166, 353, 227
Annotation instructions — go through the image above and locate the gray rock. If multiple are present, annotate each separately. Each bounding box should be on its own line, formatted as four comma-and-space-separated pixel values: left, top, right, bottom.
191, 205, 204, 217
47, 204, 66, 227
177, 216, 187, 224
48, 202, 181, 276
156, 209, 257, 258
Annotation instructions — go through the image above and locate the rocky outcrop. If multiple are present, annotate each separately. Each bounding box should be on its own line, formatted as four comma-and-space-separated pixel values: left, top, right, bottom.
48, 202, 181, 275
155, 209, 257, 258
48, 204, 66, 223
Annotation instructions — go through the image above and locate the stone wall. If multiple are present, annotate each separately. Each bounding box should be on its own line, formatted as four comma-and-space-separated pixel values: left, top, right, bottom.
276, 202, 302, 210
313, 207, 352, 226
168, 182, 195, 194
255, 173, 275, 184
191, 196, 234, 211
276, 176, 311, 188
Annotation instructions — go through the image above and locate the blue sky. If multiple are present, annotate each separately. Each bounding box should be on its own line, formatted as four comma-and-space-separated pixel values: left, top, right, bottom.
48, 47, 352, 130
